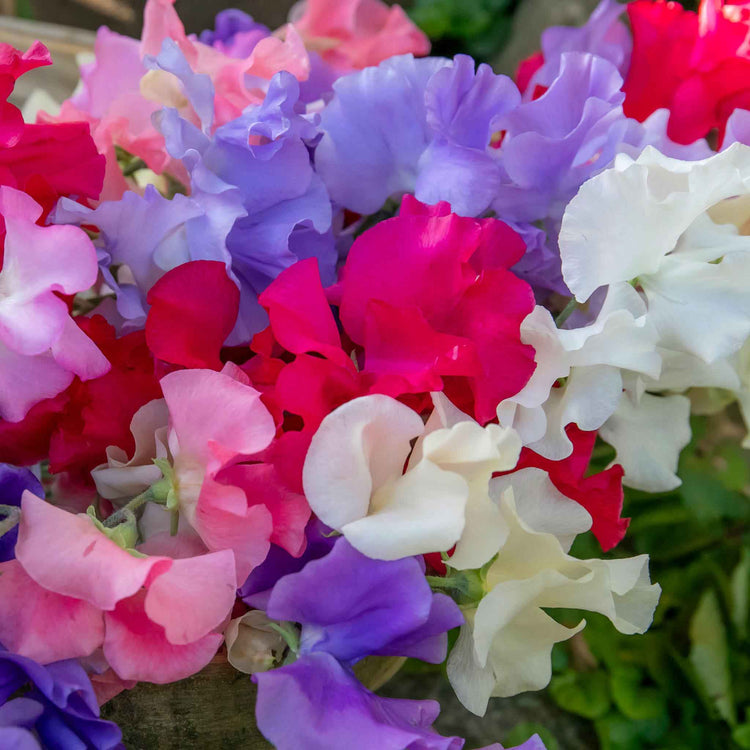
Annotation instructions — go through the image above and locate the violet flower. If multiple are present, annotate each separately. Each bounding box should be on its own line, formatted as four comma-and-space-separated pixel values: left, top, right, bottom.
0, 646, 123, 749
253, 538, 465, 749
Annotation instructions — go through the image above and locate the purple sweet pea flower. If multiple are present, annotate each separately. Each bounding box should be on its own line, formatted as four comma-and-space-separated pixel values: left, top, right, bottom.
239, 519, 335, 610
0, 646, 123, 750
316, 54, 519, 217
0, 466, 43, 563
255, 651, 463, 750
508, 222, 568, 301
197, 9, 270, 59
266, 538, 462, 664
493, 52, 626, 223
527, 0, 632, 90
252, 539, 465, 750
155, 60, 335, 343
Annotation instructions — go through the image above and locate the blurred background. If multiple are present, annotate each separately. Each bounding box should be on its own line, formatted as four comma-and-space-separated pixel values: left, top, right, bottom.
0, 2, 746, 750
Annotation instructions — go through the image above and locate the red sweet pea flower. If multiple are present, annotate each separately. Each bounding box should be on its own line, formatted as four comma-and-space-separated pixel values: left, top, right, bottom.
623, 0, 750, 144
516, 425, 629, 552
146, 260, 240, 371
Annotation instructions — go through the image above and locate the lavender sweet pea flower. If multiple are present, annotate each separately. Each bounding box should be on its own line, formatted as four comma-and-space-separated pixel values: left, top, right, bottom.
0, 466, 43, 563
197, 9, 270, 59
494, 52, 626, 223
157, 61, 335, 342
252, 539, 465, 750
0, 646, 123, 750
527, 0, 632, 89
255, 652, 463, 750
53, 188, 214, 330
316, 54, 519, 217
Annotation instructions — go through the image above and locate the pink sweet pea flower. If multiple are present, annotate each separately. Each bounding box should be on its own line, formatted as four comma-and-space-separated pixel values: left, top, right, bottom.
0, 492, 235, 683
0, 186, 109, 422
93, 364, 307, 581
292, 0, 430, 70
49, 0, 312, 199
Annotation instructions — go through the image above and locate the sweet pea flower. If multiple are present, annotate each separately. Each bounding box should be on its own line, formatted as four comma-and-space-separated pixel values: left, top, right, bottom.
254, 538, 465, 750
92, 365, 308, 580
517, 0, 632, 93
336, 197, 536, 424
623, 0, 750, 144
291, 0, 430, 71
316, 54, 519, 217
447, 488, 660, 716
560, 143, 750, 361
0, 646, 123, 750
0, 492, 235, 683
0, 187, 109, 422
303, 392, 520, 564
153, 59, 335, 342
557, 144, 750, 487
51, 0, 311, 200
497, 283, 661, 461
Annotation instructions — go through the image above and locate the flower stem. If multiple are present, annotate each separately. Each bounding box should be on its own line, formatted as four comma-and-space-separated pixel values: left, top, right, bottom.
555, 297, 578, 327
103, 489, 154, 528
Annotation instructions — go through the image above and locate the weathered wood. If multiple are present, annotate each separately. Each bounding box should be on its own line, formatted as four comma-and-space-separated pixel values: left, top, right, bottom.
100, 656, 272, 750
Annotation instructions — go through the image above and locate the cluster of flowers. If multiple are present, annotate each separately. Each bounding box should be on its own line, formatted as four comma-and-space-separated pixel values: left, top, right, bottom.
1, 0, 749, 746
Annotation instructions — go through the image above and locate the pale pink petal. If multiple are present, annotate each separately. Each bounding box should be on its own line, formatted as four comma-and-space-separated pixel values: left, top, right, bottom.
0, 560, 104, 663
103, 590, 223, 683
192, 477, 274, 581
0, 342, 73, 422
16, 492, 171, 611
162, 367, 276, 467
144, 550, 237, 645
51, 317, 111, 380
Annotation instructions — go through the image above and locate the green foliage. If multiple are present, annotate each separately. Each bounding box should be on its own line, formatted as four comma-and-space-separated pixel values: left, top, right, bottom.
547, 414, 750, 749
408, 0, 520, 62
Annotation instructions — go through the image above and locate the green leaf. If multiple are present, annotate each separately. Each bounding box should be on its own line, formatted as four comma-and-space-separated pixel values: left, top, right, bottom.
689, 589, 735, 725
609, 665, 668, 721
734, 723, 750, 749
549, 670, 611, 720
731, 549, 750, 638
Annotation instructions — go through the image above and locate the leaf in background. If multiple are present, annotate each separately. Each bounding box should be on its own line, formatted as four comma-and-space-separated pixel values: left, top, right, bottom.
731, 549, 750, 639
689, 589, 735, 725
549, 670, 611, 720
609, 665, 668, 722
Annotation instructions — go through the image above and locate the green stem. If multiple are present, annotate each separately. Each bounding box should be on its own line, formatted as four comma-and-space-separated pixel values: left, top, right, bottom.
103, 489, 154, 528
555, 297, 578, 327
268, 622, 300, 655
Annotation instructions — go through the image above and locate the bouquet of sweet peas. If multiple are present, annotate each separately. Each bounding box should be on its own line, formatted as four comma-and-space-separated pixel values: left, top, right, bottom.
0, 0, 748, 747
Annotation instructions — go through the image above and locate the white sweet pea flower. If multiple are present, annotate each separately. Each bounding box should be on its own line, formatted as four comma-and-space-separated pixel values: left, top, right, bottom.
599, 392, 692, 492
498, 283, 660, 459
447, 488, 660, 716
559, 144, 750, 364
302, 393, 521, 563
